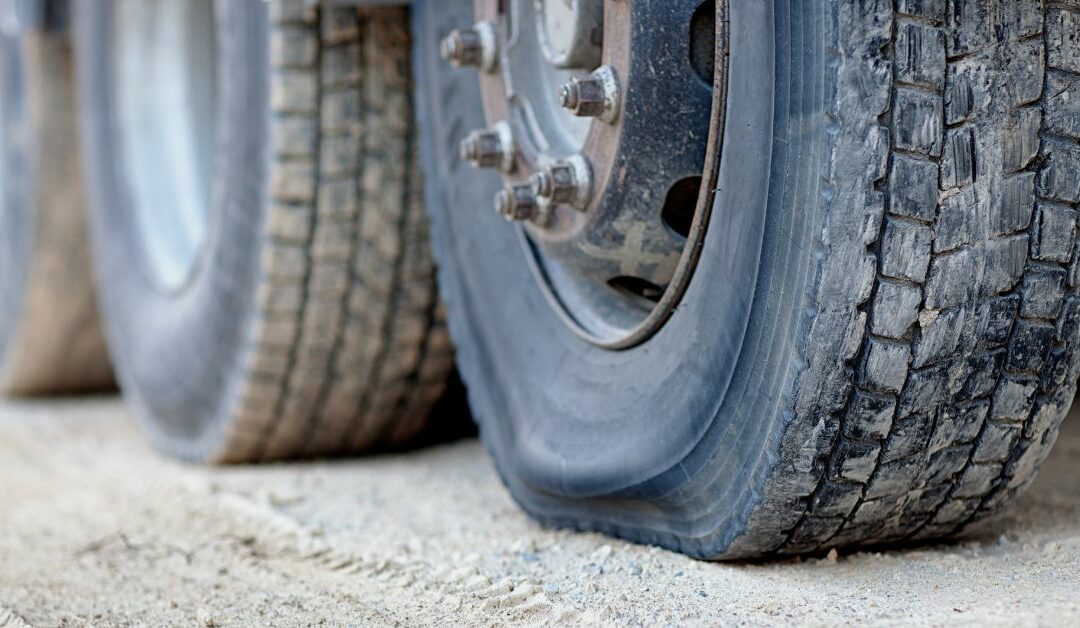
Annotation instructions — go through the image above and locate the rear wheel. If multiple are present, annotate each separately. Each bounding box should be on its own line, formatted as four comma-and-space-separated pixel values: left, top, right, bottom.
417, 1, 1080, 558
76, 0, 453, 462
0, 2, 112, 395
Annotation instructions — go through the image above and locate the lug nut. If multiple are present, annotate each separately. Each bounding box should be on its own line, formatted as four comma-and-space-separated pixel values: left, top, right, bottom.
494, 184, 538, 222
440, 22, 498, 72
531, 155, 593, 211
531, 163, 579, 205
557, 78, 602, 115
557, 66, 619, 122
460, 122, 515, 172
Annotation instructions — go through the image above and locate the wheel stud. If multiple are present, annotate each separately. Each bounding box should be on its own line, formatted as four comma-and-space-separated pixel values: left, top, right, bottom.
494, 185, 538, 222
460, 123, 515, 172
557, 66, 619, 122
440, 23, 498, 72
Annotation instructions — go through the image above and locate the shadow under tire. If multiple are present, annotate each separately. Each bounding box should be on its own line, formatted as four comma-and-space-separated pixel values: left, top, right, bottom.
416, 1, 1080, 558
0, 7, 113, 396
76, 0, 453, 462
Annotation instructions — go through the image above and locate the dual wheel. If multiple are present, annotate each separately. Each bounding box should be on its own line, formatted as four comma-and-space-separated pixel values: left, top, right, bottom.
0, 0, 1075, 560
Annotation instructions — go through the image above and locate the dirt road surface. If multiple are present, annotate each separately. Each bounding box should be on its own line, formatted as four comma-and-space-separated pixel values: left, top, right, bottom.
1, 398, 1078, 626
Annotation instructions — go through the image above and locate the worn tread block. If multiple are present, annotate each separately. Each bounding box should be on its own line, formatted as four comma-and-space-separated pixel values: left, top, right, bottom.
951, 462, 1003, 499
924, 248, 975, 309
991, 173, 1036, 236
1004, 37, 1046, 109
991, 377, 1039, 423
928, 400, 989, 451
944, 62, 982, 125
890, 155, 940, 222
974, 294, 1020, 351
896, 362, 948, 419
915, 444, 971, 486
941, 128, 976, 192
896, 22, 946, 89
1044, 71, 1080, 140
934, 187, 976, 253
1031, 204, 1077, 263
897, 0, 945, 20
1037, 141, 1080, 204
980, 235, 1030, 300
881, 219, 933, 282
1046, 8, 1080, 72
809, 482, 863, 519
972, 422, 1022, 463
956, 350, 1005, 400
1002, 108, 1042, 173
861, 339, 911, 393
880, 413, 933, 463
843, 391, 898, 441
1007, 320, 1055, 373
913, 307, 965, 367
893, 88, 944, 157
871, 280, 923, 339
1019, 266, 1066, 319
830, 440, 882, 483
864, 457, 920, 500
946, 0, 989, 57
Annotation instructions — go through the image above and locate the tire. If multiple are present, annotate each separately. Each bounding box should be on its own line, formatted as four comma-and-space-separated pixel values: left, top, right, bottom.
416, 1, 1080, 558
76, 0, 453, 462
0, 3, 113, 396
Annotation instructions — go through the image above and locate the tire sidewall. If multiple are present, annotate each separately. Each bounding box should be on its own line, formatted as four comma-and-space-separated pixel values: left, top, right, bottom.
416, 2, 833, 555
76, 0, 270, 458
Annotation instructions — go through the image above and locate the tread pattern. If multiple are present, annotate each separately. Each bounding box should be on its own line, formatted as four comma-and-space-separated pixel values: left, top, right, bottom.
214, 2, 452, 462
728, 0, 1080, 557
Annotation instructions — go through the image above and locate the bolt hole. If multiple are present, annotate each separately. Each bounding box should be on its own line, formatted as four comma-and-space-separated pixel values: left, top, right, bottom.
661, 176, 703, 239
689, 1, 716, 87
608, 276, 665, 304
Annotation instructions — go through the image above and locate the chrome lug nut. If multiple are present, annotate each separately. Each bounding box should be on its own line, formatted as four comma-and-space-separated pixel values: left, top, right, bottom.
495, 184, 538, 222
440, 22, 498, 72
460, 122, 515, 172
557, 65, 620, 123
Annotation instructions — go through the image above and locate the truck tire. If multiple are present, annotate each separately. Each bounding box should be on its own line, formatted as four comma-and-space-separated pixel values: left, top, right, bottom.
416, 1, 1080, 558
76, 0, 453, 462
0, 3, 113, 395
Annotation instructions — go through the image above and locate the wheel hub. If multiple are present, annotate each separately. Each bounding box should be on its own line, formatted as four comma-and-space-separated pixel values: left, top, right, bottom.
443, 0, 723, 347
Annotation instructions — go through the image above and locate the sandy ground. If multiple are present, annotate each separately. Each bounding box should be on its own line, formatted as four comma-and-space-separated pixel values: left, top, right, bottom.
0, 399, 1078, 626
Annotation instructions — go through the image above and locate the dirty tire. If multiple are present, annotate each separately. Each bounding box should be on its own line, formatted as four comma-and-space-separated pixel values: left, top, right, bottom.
76, 0, 452, 462
416, 1, 1080, 558
0, 9, 113, 395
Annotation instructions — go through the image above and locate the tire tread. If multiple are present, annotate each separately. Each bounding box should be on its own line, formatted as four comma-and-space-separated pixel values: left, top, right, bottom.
218, 3, 451, 462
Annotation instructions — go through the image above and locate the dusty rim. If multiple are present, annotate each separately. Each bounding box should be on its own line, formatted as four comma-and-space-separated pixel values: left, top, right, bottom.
446, 0, 728, 348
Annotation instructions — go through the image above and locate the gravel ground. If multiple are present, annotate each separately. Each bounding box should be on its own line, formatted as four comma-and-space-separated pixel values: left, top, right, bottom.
1, 398, 1078, 626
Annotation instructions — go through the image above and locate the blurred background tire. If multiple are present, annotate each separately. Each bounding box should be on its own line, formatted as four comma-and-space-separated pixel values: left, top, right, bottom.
75, 0, 454, 462
0, 0, 113, 396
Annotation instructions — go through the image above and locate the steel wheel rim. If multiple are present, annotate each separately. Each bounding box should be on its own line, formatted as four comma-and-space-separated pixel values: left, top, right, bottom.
447, 0, 727, 349
111, 0, 217, 293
